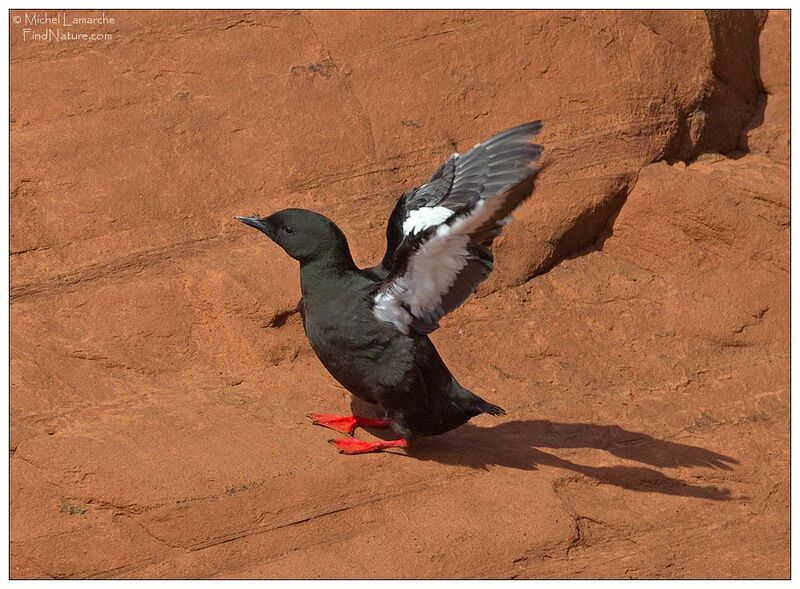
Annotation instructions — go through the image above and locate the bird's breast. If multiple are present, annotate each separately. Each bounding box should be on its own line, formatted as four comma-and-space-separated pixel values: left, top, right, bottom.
302, 298, 415, 403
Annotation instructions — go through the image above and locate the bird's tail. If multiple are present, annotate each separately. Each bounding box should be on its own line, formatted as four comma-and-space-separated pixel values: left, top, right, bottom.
454, 383, 506, 417
474, 397, 506, 417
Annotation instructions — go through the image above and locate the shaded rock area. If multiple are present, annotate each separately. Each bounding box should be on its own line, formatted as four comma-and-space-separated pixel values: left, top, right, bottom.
10, 9, 788, 579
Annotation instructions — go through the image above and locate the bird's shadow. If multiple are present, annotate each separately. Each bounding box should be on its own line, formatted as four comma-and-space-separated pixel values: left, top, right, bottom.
391, 419, 739, 501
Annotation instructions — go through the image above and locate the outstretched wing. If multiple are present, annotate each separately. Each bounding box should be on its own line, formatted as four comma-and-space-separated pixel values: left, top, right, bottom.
378, 120, 543, 273
372, 121, 544, 335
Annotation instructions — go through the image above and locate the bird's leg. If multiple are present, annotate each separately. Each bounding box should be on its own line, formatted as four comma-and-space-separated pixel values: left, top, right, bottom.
328, 437, 409, 455
307, 413, 391, 436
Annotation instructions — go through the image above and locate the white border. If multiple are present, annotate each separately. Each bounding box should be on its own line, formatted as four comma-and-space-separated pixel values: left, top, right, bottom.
4, 2, 796, 586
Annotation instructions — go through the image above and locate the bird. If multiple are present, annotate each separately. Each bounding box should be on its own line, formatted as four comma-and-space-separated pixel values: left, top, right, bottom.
236, 120, 544, 454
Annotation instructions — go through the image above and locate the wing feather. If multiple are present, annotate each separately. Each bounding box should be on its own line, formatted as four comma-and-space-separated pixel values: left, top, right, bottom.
373, 169, 540, 334
377, 120, 543, 272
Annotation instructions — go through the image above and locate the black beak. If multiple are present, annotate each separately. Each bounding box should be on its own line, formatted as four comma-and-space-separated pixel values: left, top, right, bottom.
235, 215, 273, 235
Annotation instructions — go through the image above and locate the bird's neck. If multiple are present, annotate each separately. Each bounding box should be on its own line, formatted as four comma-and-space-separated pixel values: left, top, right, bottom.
299, 246, 360, 301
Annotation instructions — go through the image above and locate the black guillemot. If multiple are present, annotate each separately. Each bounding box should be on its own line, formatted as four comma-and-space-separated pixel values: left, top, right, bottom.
237, 120, 544, 454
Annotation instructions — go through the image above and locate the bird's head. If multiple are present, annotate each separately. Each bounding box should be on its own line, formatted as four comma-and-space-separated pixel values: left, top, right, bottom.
235, 208, 350, 264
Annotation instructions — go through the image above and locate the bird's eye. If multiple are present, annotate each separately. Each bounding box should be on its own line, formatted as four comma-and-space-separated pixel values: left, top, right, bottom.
283, 226, 295, 235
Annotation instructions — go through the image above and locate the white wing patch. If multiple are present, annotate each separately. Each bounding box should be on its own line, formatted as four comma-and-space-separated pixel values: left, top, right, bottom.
374, 197, 508, 334
401, 205, 454, 236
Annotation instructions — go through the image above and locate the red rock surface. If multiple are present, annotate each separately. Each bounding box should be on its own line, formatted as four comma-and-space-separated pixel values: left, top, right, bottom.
10, 9, 788, 579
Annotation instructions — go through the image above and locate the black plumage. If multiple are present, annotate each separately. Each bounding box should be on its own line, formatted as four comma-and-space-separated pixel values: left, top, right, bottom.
236, 121, 543, 454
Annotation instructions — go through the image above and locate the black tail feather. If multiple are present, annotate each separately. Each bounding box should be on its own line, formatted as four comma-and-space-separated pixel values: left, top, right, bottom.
453, 382, 506, 417
479, 400, 506, 417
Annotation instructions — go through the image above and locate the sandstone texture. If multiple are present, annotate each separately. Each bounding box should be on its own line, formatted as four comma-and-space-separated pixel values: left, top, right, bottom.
10, 9, 788, 579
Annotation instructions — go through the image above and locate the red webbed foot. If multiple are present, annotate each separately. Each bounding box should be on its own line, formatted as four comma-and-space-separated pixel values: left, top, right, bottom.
307, 413, 390, 436
329, 437, 409, 455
